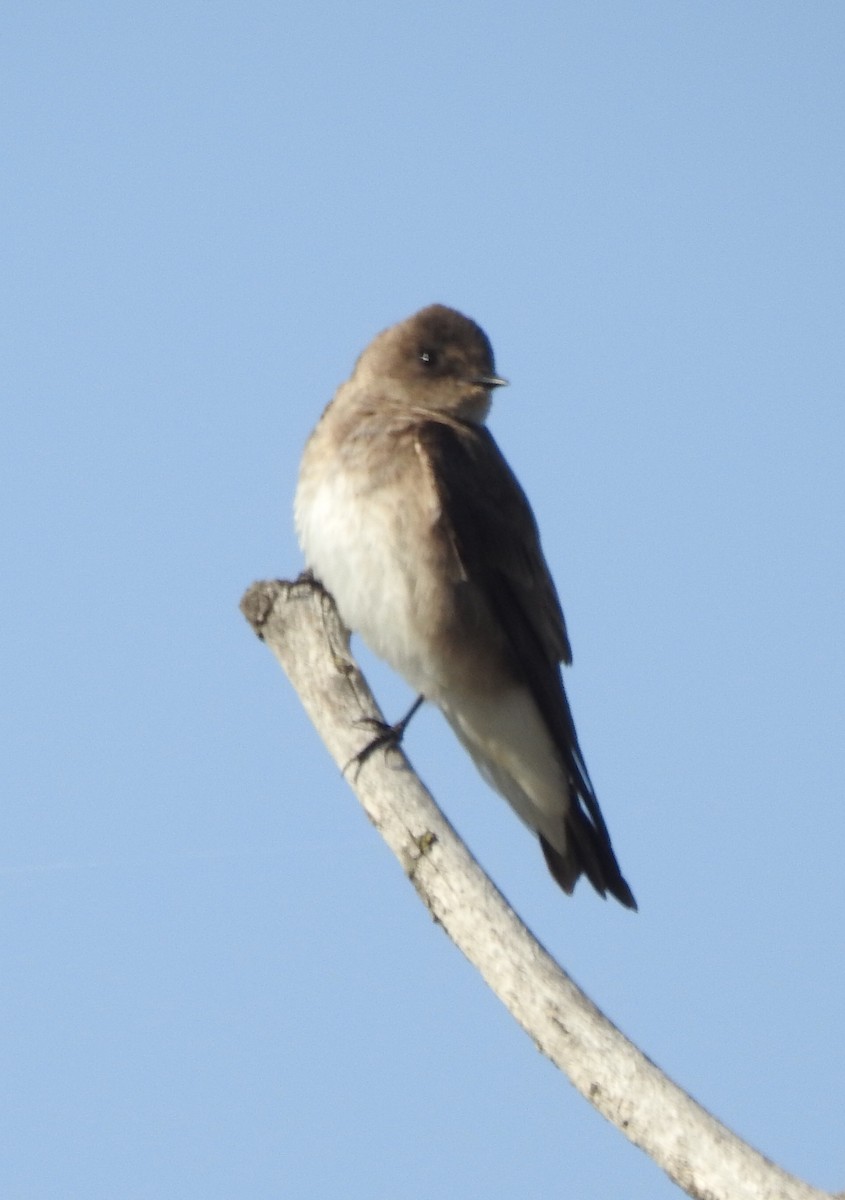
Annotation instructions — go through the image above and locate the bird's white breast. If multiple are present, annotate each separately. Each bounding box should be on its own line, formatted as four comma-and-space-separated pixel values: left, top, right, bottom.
295, 446, 444, 697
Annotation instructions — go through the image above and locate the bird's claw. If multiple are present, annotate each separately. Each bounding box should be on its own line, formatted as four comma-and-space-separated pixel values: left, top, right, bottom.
345, 695, 425, 776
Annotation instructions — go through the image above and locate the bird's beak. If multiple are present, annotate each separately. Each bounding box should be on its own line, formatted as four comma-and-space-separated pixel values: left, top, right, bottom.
473, 374, 509, 389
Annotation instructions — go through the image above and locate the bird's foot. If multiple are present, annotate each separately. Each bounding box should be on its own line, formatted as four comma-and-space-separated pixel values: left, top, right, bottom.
347, 695, 425, 775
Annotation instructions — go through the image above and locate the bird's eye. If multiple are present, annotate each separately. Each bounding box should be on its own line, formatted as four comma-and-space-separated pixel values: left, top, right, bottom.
419, 347, 437, 368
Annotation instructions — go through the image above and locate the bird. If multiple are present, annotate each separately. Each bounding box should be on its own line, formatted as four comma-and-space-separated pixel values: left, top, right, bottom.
295, 304, 636, 908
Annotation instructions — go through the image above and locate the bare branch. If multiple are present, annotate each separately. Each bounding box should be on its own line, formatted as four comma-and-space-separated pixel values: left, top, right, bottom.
241, 577, 837, 1200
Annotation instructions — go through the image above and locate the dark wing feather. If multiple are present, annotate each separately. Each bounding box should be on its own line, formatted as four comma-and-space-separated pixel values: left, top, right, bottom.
418, 419, 636, 909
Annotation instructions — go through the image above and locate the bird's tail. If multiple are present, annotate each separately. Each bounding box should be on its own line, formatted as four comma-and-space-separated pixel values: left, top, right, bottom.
539, 815, 637, 910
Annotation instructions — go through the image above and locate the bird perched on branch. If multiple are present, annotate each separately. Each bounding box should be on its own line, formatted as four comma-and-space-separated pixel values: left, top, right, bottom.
295, 304, 636, 909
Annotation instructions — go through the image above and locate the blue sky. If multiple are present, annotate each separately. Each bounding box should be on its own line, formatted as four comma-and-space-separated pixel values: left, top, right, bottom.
3, 4, 844, 1197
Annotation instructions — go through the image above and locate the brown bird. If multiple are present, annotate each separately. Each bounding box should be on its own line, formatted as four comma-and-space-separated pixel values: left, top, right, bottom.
295, 304, 636, 908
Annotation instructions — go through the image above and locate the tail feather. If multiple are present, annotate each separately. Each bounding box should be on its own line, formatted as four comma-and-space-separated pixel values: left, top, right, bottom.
540, 817, 637, 910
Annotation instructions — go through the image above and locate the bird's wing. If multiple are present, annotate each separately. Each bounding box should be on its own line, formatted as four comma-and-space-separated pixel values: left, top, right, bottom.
416, 418, 636, 908
416, 418, 572, 666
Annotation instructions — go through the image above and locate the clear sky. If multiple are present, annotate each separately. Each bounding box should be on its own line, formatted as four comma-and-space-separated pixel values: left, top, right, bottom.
3, 4, 844, 1197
